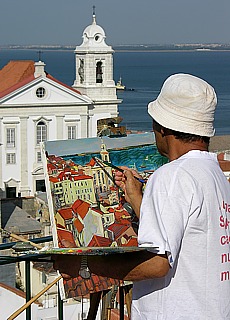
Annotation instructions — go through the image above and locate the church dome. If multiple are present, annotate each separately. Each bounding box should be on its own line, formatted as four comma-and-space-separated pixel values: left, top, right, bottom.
81, 14, 107, 46
84, 16, 105, 38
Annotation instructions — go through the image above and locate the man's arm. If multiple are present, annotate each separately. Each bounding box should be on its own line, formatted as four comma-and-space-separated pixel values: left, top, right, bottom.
53, 251, 170, 281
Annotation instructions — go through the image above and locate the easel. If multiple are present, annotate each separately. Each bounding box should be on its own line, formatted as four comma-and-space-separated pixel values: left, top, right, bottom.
3, 230, 133, 319
87, 284, 132, 320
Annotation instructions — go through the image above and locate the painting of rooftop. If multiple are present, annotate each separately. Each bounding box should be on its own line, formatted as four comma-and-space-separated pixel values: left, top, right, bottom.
42, 133, 167, 298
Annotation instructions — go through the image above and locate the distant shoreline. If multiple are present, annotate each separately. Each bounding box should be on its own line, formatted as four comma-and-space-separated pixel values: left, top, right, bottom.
1, 44, 230, 53
2, 48, 230, 53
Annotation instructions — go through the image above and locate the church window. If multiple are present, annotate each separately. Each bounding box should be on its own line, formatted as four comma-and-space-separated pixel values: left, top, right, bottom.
6, 153, 16, 164
6, 128, 15, 148
96, 61, 103, 83
68, 126, 76, 139
6, 187, 16, 198
78, 59, 84, 84
36, 179, 46, 192
36, 121, 47, 145
37, 151, 42, 163
36, 87, 46, 98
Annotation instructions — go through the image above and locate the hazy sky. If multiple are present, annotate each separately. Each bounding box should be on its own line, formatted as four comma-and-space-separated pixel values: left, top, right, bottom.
1, 0, 230, 46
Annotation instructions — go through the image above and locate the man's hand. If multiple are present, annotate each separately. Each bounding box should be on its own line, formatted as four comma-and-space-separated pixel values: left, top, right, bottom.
114, 167, 143, 218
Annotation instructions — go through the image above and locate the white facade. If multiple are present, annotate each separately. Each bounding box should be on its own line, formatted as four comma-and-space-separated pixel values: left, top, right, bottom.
0, 282, 100, 320
0, 14, 120, 198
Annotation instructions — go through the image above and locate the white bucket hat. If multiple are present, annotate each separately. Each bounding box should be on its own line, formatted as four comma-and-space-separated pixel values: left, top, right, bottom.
148, 73, 217, 137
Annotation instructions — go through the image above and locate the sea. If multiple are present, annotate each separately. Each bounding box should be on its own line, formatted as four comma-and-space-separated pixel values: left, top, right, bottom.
0, 49, 230, 135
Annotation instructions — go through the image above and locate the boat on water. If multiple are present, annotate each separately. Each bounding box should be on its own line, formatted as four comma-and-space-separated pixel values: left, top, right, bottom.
116, 76, 126, 90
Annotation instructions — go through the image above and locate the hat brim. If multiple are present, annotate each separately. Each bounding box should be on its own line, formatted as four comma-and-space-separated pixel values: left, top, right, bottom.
148, 100, 215, 137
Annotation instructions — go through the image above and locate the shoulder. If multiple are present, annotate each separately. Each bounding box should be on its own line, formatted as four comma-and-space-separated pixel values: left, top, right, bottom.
146, 155, 201, 194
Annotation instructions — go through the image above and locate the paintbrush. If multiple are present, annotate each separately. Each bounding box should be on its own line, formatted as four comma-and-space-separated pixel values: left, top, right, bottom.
93, 157, 146, 184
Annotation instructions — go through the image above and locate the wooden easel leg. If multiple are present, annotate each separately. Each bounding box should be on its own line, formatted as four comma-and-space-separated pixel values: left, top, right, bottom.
119, 286, 125, 320
87, 291, 102, 320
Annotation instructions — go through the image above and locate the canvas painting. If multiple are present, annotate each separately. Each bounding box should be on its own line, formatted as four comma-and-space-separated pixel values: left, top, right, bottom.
42, 132, 167, 298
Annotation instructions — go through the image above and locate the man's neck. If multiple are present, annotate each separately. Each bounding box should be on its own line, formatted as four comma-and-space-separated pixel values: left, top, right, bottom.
167, 137, 209, 161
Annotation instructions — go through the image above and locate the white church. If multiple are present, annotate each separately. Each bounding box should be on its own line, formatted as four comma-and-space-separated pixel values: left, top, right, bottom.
0, 12, 121, 198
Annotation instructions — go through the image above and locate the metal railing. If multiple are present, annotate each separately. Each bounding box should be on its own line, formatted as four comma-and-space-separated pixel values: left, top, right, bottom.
0, 236, 64, 320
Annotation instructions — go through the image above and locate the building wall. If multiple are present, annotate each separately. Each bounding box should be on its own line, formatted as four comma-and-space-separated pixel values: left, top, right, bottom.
0, 101, 118, 196
0, 15, 120, 198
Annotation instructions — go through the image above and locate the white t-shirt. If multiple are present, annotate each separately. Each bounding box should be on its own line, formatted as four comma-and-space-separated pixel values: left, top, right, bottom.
132, 150, 230, 320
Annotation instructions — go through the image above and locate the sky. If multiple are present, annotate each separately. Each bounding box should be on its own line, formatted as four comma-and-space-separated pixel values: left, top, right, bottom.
1, 0, 230, 46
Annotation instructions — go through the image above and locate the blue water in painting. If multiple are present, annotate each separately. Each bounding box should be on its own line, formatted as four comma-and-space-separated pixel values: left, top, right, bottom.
0, 49, 230, 135
62, 144, 168, 173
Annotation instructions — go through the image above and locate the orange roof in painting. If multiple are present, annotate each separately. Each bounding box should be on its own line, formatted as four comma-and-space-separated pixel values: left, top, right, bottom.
57, 228, 76, 247
73, 218, 84, 233
107, 223, 129, 239
88, 235, 112, 247
87, 157, 96, 167
49, 176, 59, 183
122, 237, 138, 247
72, 199, 90, 219
58, 207, 73, 220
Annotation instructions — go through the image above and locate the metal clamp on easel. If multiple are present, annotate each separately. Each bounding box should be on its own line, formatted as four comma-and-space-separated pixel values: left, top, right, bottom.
79, 255, 91, 279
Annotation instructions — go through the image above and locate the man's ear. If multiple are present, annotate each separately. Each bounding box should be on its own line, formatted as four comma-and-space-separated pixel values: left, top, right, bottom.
160, 127, 166, 137
161, 127, 172, 137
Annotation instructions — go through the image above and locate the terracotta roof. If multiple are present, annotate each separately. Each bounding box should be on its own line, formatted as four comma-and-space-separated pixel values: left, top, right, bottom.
46, 73, 82, 95
58, 207, 73, 220
72, 174, 92, 181
73, 217, 84, 232
0, 60, 82, 99
218, 160, 230, 172
57, 228, 76, 247
47, 163, 57, 170
88, 235, 112, 247
49, 176, 59, 183
107, 223, 129, 239
72, 199, 83, 212
87, 157, 96, 166
72, 199, 91, 219
64, 274, 120, 298
0, 60, 35, 94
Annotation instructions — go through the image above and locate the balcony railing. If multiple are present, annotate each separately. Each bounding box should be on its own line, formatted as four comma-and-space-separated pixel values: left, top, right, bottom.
0, 236, 131, 320
0, 236, 65, 320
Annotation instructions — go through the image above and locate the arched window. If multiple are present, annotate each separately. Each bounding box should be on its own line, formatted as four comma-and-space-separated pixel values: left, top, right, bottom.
96, 61, 103, 83
36, 121, 47, 145
78, 59, 84, 84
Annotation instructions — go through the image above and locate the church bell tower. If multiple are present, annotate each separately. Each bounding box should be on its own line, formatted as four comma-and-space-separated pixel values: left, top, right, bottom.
72, 7, 118, 103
